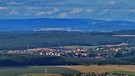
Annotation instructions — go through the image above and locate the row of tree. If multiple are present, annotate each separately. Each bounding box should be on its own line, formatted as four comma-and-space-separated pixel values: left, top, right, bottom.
0, 54, 135, 66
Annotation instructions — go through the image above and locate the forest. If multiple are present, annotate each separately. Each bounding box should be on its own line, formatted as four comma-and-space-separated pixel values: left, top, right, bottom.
0, 54, 135, 66
0, 30, 135, 50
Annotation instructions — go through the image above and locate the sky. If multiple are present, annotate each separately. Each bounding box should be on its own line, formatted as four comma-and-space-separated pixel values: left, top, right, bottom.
0, 0, 135, 22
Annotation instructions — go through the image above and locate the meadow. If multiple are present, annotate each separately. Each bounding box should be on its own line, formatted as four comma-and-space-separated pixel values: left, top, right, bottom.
20, 74, 61, 76
61, 65, 135, 73
0, 66, 80, 76
110, 70, 135, 76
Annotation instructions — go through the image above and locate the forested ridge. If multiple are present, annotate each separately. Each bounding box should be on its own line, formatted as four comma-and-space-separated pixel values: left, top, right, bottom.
0, 31, 132, 50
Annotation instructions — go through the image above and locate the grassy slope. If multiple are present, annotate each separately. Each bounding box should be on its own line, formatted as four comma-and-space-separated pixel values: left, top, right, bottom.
110, 70, 135, 75
0, 66, 80, 76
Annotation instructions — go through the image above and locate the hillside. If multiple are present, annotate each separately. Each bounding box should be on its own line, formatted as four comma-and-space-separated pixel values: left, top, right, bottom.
0, 31, 123, 50
0, 18, 135, 31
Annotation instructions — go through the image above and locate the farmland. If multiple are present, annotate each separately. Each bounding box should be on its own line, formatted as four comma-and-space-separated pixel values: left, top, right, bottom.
59, 46, 98, 49
0, 65, 135, 76
20, 74, 61, 76
61, 65, 135, 73
110, 70, 135, 76
0, 66, 80, 76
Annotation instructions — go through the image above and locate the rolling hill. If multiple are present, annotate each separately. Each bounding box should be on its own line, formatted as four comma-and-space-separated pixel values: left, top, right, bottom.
0, 18, 135, 32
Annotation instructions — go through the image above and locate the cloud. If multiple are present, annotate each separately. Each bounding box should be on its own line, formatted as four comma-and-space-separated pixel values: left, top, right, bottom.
86, 9, 93, 13
59, 13, 67, 18
26, 7, 48, 12
104, 1, 128, 9
129, 9, 135, 14
99, 9, 109, 15
108, 1, 116, 5
86, 0, 96, 2
58, 8, 83, 18
36, 11, 46, 16
0, 7, 7, 10
7, 1, 24, 6
69, 8, 82, 14
36, 8, 59, 16
8, 10, 20, 15
27, 7, 42, 10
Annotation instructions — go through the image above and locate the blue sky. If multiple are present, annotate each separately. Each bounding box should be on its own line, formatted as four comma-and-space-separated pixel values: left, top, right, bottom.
0, 0, 135, 22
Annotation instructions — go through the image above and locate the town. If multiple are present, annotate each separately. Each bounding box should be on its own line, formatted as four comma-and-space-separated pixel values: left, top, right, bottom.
0, 44, 134, 59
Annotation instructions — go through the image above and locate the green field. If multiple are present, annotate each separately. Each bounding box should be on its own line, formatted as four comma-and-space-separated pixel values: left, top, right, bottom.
0, 66, 80, 76
110, 70, 135, 76
20, 74, 61, 76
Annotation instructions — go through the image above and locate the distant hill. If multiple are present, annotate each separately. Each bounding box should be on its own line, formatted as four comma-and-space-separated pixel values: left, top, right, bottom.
0, 18, 135, 31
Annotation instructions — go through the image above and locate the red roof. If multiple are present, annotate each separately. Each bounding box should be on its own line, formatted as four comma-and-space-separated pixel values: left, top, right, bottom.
96, 55, 102, 59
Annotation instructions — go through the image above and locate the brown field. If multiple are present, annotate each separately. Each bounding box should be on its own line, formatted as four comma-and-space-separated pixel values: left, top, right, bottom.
61, 65, 135, 73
